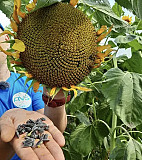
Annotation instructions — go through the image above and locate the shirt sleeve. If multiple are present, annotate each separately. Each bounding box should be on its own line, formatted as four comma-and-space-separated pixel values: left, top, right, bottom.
31, 85, 45, 111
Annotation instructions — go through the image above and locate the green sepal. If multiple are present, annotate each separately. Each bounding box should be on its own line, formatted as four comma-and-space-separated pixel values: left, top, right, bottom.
51, 88, 60, 100
24, 77, 33, 86
14, 73, 25, 83
26, 79, 37, 93
63, 90, 69, 103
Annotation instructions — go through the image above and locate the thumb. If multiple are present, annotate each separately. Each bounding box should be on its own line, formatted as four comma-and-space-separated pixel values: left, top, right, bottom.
0, 115, 15, 142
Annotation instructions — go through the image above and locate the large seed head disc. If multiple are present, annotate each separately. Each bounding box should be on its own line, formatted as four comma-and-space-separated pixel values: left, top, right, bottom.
17, 2, 97, 88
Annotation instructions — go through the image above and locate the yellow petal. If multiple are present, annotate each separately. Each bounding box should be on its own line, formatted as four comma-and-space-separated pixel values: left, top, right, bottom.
70, 0, 79, 6
11, 51, 20, 59
96, 25, 107, 36
12, 39, 26, 52
13, 4, 20, 24
62, 87, 72, 91
14, 0, 26, 18
33, 81, 40, 92
10, 19, 18, 32
72, 88, 77, 97
26, 2, 36, 12
97, 25, 113, 42
0, 30, 15, 37
18, 71, 33, 78
71, 85, 92, 91
33, 0, 37, 4
25, 73, 33, 78
18, 11, 26, 18
50, 87, 57, 97
62, 87, 78, 97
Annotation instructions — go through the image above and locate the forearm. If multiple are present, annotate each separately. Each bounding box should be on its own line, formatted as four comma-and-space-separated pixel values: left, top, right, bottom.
0, 139, 15, 160
44, 105, 67, 133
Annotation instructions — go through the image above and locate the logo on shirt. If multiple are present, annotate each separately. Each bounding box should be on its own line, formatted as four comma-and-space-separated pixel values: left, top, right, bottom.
13, 92, 31, 108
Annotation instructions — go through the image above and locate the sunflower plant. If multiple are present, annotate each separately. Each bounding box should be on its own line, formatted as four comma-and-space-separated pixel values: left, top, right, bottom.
0, 0, 142, 159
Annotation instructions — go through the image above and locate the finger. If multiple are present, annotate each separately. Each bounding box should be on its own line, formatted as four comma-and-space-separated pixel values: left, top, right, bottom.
45, 137, 65, 160
0, 116, 15, 142
32, 114, 65, 147
11, 137, 39, 160
33, 143, 55, 160
47, 123, 65, 147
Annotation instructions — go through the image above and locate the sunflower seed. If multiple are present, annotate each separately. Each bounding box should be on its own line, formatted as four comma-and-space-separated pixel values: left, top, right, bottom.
16, 117, 50, 148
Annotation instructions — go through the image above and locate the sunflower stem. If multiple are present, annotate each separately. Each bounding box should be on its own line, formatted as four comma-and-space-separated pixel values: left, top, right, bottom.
110, 55, 118, 152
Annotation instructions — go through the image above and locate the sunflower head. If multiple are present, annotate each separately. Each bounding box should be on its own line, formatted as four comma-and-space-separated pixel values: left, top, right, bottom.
0, 0, 113, 96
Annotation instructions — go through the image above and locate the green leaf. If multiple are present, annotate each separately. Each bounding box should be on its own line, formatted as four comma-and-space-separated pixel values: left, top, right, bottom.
70, 124, 100, 156
112, 2, 124, 17
128, 39, 142, 51
14, 73, 25, 83
115, 0, 132, 11
126, 138, 142, 159
79, 0, 128, 28
34, 0, 61, 11
63, 148, 71, 160
108, 40, 117, 48
131, 0, 142, 20
24, 77, 32, 86
67, 91, 95, 113
102, 68, 142, 128
121, 51, 142, 74
115, 0, 132, 10
26, 79, 36, 93
0, 0, 14, 18
0, 0, 30, 18
110, 138, 127, 160
96, 121, 110, 139
115, 35, 137, 43
137, 20, 142, 30
69, 147, 83, 160
75, 111, 91, 125
115, 35, 142, 50
110, 138, 142, 160
115, 0, 142, 19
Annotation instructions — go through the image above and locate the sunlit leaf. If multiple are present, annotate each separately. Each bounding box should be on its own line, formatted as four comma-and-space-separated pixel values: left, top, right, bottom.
0, 0, 30, 18
120, 51, 142, 74
112, 2, 124, 17
115, 35, 136, 43
102, 68, 142, 128
128, 39, 142, 51
126, 138, 142, 159
79, 0, 128, 29
34, 0, 61, 11
137, 20, 142, 30
115, 0, 142, 19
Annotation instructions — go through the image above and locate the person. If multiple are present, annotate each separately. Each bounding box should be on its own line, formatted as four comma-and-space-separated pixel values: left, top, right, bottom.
0, 23, 68, 160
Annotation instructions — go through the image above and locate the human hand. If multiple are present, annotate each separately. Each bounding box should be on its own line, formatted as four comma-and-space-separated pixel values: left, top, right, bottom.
0, 108, 65, 160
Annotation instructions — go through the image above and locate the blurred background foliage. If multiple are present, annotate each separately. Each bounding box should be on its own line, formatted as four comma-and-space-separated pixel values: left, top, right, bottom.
0, 0, 142, 159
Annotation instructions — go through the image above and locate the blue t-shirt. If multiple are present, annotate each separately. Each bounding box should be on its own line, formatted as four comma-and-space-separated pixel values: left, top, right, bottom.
0, 72, 44, 160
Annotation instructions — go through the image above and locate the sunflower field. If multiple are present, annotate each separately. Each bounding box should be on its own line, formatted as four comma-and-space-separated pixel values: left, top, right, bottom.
0, 0, 142, 159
